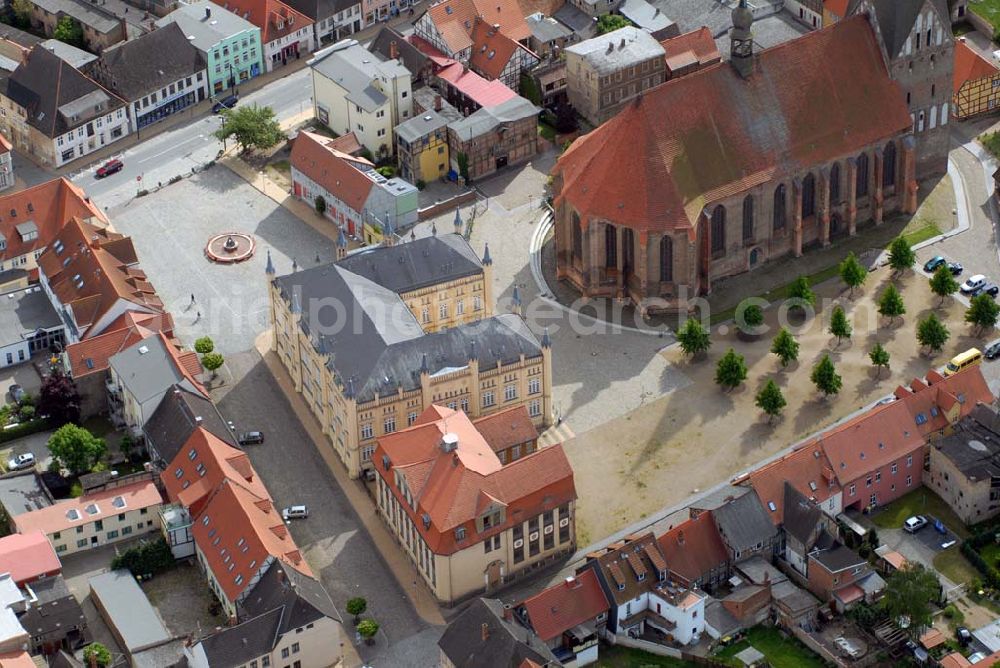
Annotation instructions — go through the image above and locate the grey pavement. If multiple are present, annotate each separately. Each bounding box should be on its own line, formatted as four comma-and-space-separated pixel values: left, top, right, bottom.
107, 166, 336, 354
1, 429, 55, 472
215, 350, 440, 667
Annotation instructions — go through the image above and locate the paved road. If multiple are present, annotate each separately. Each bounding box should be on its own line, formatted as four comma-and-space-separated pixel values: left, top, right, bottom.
216, 350, 440, 668
69, 68, 313, 210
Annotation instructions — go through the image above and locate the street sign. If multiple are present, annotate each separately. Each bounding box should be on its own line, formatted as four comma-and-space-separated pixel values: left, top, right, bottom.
136, 175, 142, 182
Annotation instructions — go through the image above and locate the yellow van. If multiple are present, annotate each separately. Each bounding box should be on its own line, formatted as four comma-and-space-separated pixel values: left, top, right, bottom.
944, 348, 983, 376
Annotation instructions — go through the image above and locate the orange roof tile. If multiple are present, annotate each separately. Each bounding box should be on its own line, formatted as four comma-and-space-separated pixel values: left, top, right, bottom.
0, 651, 36, 668
473, 405, 538, 453
437, 60, 518, 108
211, 0, 312, 44
0, 531, 60, 585
656, 513, 728, 584
940, 652, 972, 668
744, 445, 840, 525
521, 569, 609, 641
0, 177, 107, 266
660, 27, 720, 73
954, 41, 1000, 96
193, 480, 312, 603
920, 628, 946, 649
65, 311, 173, 379
374, 406, 576, 555
554, 16, 910, 235
824, 0, 849, 19
290, 131, 374, 213
13, 480, 162, 536
426, 0, 530, 54
469, 17, 535, 80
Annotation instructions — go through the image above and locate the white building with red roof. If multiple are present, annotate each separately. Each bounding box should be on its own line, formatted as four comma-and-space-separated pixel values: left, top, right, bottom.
0, 532, 60, 586
517, 570, 609, 665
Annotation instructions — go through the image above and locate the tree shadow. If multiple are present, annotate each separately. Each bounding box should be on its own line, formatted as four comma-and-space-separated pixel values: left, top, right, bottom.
793, 395, 835, 435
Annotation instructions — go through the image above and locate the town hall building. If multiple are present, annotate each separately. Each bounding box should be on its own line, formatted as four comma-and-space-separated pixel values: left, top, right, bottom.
551, 0, 951, 313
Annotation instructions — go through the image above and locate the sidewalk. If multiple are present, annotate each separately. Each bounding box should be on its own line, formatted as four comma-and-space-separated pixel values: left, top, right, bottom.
254, 330, 446, 632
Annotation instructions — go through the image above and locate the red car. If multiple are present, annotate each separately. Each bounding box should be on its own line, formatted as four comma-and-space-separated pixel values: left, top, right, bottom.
96, 159, 123, 178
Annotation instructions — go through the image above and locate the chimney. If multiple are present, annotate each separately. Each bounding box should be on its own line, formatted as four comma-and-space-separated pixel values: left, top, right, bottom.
619, 37, 626, 49
502, 604, 513, 621
606, 41, 613, 54
228, 614, 237, 626
441, 433, 459, 453
389, 39, 399, 60
195, 416, 203, 423
564, 576, 577, 588
481, 622, 489, 641
677, 530, 685, 545
434, 95, 442, 111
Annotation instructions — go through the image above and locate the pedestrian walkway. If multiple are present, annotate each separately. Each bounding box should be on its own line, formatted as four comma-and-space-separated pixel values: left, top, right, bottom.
253, 330, 446, 630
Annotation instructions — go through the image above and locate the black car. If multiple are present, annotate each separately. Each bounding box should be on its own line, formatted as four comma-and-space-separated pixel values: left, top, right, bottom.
212, 95, 238, 113
238, 431, 264, 445
948, 261, 964, 276
974, 282, 1000, 298
986, 341, 1000, 360
957, 626, 973, 646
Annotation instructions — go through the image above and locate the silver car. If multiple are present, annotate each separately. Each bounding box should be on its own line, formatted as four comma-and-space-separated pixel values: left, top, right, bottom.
7, 452, 35, 471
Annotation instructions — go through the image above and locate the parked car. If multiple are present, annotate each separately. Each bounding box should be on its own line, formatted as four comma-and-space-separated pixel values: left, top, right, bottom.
974, 282, 1000, 298
969, 652, 988, 663
282, 505, 309, 520
903, 515, 928, 533
96, 159, 123, 178
957, 627, 972, 646
949, 262, 964, 276
238, 431, 264, 445
924, 256, 946, 272
8, 384, 24, 404
7, 452, 35, 471
986, 341, 1000, 360
961, 274, 987, 294
212, 95, 238, 113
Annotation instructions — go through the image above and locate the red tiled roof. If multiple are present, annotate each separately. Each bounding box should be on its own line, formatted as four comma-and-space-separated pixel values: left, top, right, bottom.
554, 16, 910, 234
824, 0, 849, 19
290, 131, 374, 213
374, 405, 576, 555
0, 652, 35, 668
0, 177, 107, 266
0, 531, 60, 585
13, 480, 162, 536
65, 311, 173, 379
437, 60, 518, 108
590, 532, 667, 605
920, 628, 946, 649
954, 41, 1000, 95
0, 134, 11, 155
743, 444, 840, 525
521, 569, 609, 641
833, 583, 864, 605
469, 17, 534, 80
425, 0, 530, 54
473, 405, 537, 453
940, 653, 972, 668
660, 27, 720, 73
973, 651, 1000, 666
38, 218, 163, 339
211, 0, 312, 44
656, 513, 728, 584
326, 132, 364, 156
193, 480, 312, 603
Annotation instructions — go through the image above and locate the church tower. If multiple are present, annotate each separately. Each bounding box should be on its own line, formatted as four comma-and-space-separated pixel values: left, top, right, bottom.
730, 0, 754, 79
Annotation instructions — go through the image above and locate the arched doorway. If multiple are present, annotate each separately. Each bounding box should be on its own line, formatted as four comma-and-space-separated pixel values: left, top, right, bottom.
830, 213, 845, 239
749, 247, 762, 267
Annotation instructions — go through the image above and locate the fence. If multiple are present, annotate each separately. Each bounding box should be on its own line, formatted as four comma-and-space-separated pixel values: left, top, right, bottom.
790, 626, 852, 667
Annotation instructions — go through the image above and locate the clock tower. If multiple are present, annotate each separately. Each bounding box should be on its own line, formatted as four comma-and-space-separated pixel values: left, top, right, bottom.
731, 0, 754, 79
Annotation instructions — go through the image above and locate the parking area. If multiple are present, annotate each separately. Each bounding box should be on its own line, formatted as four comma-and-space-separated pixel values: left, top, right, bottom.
140, 563, 225, 637
0, 429, 55, 473
0, 362, 43, 402
108, 166, 337, 354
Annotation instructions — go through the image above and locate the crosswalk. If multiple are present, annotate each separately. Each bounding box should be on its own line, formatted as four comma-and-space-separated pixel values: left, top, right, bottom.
538, 420, 576, 447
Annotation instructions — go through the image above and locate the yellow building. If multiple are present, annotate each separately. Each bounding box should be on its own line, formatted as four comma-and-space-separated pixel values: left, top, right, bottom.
394, 108, 451, 185
268, 233, 554, 479
953, 40, 1000, 120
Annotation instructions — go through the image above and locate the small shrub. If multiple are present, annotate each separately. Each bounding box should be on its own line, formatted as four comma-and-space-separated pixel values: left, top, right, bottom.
111, 538, 175, 576
415, 179, 426, 191
168, 175, 183, 185
136, 189, 149, 197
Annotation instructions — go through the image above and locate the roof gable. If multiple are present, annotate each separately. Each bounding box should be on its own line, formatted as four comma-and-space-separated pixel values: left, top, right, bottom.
520, 569, 609, 641
656, 512, 728, 584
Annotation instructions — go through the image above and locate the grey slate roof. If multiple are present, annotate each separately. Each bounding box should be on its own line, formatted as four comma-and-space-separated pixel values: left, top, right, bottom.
704, 599, 740, 637
239, 563, 340, 630
336, 233, 482, 293
0, 473, 52, 516
438, 598, 558, 668
281, 0, 357, 21
846, 0, 950, 58
30, 0, 120, 33
89, 570, 172, 653
449, 96, 539, 141
370, 26, 430, 80
782, 483, 822, 547
932, 405, 1000, 482
0, 285, 61, 349
197, 607, 282, 666
526, 13, 573, 44
143, 383, 238, 467
18, 575, 87, 640
712, 491, 778, 554
810, 543, 865, 573
108, 335, 196, 407
553, 3, 595, 38
5, 45, 124, 139
309, 40, 408, 113
565, 26, 665, 75
39, 40, 96, 69
85, 23, 206, 102
619, 0, 677, 36
0, 23, 43, 48
395, 108, 449, 143
156, 1, 259, 52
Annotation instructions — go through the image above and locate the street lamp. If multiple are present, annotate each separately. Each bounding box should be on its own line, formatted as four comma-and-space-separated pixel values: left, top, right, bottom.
220, 113, 227, 152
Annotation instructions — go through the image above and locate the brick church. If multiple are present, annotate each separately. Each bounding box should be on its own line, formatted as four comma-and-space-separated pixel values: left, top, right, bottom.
552, 0, 953, 313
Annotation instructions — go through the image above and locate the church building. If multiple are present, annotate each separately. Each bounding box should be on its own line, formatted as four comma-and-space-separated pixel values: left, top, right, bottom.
552, 0, 950, 314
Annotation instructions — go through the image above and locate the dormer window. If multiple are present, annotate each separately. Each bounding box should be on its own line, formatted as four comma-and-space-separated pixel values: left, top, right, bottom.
455, 526, 466, 541
637, 573, 645, 582
617, 582, 625, 591
658, 569, 666, 582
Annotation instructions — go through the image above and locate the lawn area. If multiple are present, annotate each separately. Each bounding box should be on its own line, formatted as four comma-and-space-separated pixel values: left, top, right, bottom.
709, 263, 841, 324
596, 646, 702, 668
538, 121, 557, 142
871, 488, 971, 539
934, 546, 980, 586
715, 627, 825, 668
981, 131, 1000, 161
901, 222, 941, 247
971, 0, 1000, 30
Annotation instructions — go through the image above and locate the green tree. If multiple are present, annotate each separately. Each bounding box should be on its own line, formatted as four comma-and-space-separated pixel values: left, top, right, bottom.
878, 283, 906, 324
787, 275, 816, 310
882, 563, 940, 637
314, 195, 327, 216
519, 72, 541, 106
740, 302, 764, 330
917, 312, 950, 354
966, 293, 1000, 335
676, 318, 711, 358
811, 354, 843, 398
201, 352, 225, 379
770, 328, 800, 368
755, 379, 786, 423
53, 16, 84, 48
214, 104, 284, 153
869, 342, 890, 378
358, 619, 379, 645
47, 423, 105, 474
457, 152, 470, 183
346, 597, 367, 625
83, 643, 112, 668
839, 251, 867, 297
715, 348, 748, 391
11, 0, 32, 27
828, 305, 852, 346
595, 13, 631, 34
194, 336, 215, 355
888, 237, 916, 275
38, 369, 81, 426
930, 264, 959, 306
